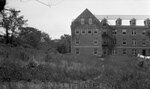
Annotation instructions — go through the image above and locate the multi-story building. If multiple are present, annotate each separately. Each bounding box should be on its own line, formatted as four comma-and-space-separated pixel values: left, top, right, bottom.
71, 9, 150, 57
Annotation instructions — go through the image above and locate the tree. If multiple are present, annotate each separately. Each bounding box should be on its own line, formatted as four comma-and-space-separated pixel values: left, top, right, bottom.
0, 0, 6, 12
56, 34, 71, 53
0, 8, 27, 44
18, 27, 53, 50
18, 27, 42, 48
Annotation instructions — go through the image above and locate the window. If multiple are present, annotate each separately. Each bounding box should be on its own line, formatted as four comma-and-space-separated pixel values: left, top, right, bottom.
104, 50, 107, 55
132, 39, 136, 45
94, 48, 98, 55
75, 29, 80, 35
81, 29, 86, 35
88, 30, 92, 35
113, 40, 116, 44
89, 18, 92, 24
112, 49, 116, 55
75, 38, 79, 45
103, 29, 107, 33
142, 30, 146, 35
123, 49, 126, 54
81, 18, 84, 24
93, 39, 98, 45
123, 39, 127, 45
130, 20, 136, 26
122, 29, 126, 34
113, 30, 117, 34
142, 39, 146, 46
132, 30, 136, 35
132, 49, 137, 55
93, 29, 98, 34
76, 48, 79, 54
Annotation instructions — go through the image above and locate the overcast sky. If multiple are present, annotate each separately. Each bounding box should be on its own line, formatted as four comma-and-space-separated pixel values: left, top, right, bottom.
7, 0, 150, 39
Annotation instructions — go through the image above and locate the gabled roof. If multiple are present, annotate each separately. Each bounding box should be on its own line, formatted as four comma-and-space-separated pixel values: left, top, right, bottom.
73, 8, 99, 23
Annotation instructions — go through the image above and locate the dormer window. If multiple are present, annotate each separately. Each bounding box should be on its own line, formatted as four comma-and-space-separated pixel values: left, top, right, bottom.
89, 18, 92, 24
116, 18, 122, 26
144, 18, 150, 26
81, 18, 84, 24
130, 18, 136, 26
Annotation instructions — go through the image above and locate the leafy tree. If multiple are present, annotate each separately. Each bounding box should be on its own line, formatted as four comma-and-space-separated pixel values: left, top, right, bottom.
18, 27, 42, 48
18, 27, 53, 50
0, 0, 6, 11
0, 8, 27, 44
56, 34, 71, 53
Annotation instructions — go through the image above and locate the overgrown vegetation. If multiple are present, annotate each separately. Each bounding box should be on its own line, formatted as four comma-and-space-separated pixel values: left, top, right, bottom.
94, 56, 150, 89
1, 6, 150, 89
0, 45, 103, 83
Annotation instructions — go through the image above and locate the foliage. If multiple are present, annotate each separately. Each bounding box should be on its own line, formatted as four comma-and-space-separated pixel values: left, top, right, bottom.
18, 27, 42, 48
0, 48, 102, 83
96, 56, 150, 89
17, 27, 52, 50
0, 8, 27, 44
0, 0, 6, 11
55, 34, 71, 54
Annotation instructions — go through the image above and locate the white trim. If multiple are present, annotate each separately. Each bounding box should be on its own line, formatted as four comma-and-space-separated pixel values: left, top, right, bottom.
116, 46, 150, 49
72, 46, 101, 48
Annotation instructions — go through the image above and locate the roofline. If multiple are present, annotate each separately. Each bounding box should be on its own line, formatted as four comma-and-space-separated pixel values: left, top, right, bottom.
95, 15, 150, 20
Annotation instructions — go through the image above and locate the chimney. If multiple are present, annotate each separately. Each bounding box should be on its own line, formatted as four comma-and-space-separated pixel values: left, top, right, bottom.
144, 18, 150, 26
116, 18, 122, 26
130, 18, 136, 26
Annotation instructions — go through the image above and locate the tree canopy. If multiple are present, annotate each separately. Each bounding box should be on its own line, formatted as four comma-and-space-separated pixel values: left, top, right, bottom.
0, 8, 27, 44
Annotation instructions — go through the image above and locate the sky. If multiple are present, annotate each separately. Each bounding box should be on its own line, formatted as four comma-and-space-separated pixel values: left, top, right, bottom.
6, 0, 150, 39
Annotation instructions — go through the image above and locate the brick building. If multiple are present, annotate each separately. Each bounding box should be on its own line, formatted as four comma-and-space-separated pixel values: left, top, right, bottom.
71, 9, 150, 57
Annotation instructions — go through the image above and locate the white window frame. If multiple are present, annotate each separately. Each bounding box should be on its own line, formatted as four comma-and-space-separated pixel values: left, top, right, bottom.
132, 30, 136, 35
88, 29, 92, 35
132, 49, 137, 55
123, 49, 126, 54
93, 48, 98, 55
93, 29, 98, 35
132, 39, 136, 45
142, 30, 146, 35
81, 18, 84, 25
122, 29, 126, 34
93, 39, 98, 45
75, 48, 80, 54
122, 39, 127, 45
75, 29, 80, 35
142, 39, 146, 46
89, 18, 92, 24
81, 29, 86, 35
112, 49, 116, 55
113, 30, 117, 34
75, 38, 80, 45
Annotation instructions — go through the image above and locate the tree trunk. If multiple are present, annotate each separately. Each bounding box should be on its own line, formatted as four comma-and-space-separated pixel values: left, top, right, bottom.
5, 28, 9, 44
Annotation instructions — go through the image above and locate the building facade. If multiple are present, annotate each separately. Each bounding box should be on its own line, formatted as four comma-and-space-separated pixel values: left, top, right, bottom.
71, 9, 150, 57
